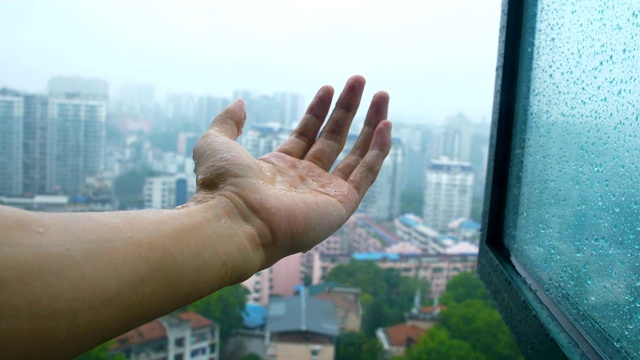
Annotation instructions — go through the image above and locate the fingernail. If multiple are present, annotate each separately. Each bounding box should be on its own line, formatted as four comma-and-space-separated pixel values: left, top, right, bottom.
231, 98, 246, 118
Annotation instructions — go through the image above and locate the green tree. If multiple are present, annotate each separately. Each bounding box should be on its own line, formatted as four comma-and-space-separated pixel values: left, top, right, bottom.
178, 284, 248, 341
114, 167, 159, 209
74, 340, 127, 360
434, 272, 523, 360
325, 260, 388, 298
407, 326, 484, 360
439, 271, 490, 306
325, 260, 429, 337
240, 353, 262, 360
335, 331, 384, 360
440, 300, 522, 360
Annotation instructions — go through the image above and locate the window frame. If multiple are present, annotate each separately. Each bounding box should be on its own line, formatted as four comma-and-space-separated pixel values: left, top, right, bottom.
477, 0, 624, 359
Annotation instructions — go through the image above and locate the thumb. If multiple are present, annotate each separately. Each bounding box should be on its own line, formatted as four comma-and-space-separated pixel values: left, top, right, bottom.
208, 98, 246, 141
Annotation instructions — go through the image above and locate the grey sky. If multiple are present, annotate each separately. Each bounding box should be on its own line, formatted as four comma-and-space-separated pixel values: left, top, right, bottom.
0, 0, 502, 123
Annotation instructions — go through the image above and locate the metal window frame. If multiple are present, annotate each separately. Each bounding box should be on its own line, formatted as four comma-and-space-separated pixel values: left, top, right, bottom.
477, 1, 628, 359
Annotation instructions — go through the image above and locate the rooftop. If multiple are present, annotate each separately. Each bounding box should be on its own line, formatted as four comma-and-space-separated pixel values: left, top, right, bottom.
176, 312, 214, 329
384, 323, 427, 348
112, 312, 215, 349
266, 292, 339, 337
315, 292, 360, 314
113, 320, 166, 348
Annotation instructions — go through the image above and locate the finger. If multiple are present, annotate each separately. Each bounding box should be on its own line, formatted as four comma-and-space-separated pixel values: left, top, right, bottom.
208, 98, 246, 141
333, 91, 389, 180
274, 86, 334, 158
304, 75, 366, 170
347, 120, 392, 209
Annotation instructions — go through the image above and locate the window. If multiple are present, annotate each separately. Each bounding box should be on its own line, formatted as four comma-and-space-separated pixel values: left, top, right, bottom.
479, 1, 640, 359
174, 337, 185, 348
190, 347, 207, 357
191, 331, 208, 344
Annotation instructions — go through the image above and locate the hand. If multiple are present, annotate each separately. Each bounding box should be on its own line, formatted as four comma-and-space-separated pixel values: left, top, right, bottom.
188, 76, 392, 267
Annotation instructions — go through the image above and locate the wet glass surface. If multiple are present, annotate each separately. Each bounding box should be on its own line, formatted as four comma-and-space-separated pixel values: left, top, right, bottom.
504, 1, 640, 357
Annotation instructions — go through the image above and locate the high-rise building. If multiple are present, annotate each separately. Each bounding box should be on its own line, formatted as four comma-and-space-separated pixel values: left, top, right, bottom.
242, 268, 273, 305
354, 136, 403, 221
439, 114, 475, 162
469, 129, 490, 198
113, 83, 156, 121
274, 92, 304, 128
0, 88, 24, 195
143, 175, 191, 209
423, 158, 474, 231
232, 90, 303, 130
46, 77, 108, 196
395, 124, 431, 194
430, 115, 490, 200
165, 92, 195, 123
194, 96, 229, 131
22, 94, 49, 195
239, 124, 288, 159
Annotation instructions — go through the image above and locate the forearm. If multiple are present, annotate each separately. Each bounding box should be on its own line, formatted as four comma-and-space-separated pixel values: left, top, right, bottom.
0, 199, 262, 359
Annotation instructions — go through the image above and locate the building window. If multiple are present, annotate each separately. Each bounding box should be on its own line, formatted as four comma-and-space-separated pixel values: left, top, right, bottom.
191, 347, 207, 357
174, 354, 184, 360
191, 331, 208, 344
479, 1, 640, 359
174, 337, 185, 348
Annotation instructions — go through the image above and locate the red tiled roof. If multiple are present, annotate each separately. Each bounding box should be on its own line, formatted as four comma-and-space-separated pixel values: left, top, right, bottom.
112, 312, 214, 349
178, 312, 214, 329
386, 324, 426, 347
420, 305, 446, 313
114, 320, 166, 348
315, 292, 359, 313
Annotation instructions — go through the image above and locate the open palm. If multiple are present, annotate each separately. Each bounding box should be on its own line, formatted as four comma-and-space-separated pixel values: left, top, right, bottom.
189, 76, 391, 266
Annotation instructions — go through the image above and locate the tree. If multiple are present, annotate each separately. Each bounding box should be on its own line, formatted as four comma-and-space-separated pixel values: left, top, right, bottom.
335, 331, 384, 360
78, 281, 247, 359
325, 260, 430, 337
433, 272, 523, 360
407, 326, 484, 360
74, 340, 127, 360
114, 167, 159, 209
439, 271, 490, 306
439, 300, 522, 360
325, 260, 388, 298
178, 284, 248, 341
240, 353, 262, 360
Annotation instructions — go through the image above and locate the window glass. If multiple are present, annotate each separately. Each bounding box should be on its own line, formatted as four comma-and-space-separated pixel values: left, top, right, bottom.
504, 1, 640, 357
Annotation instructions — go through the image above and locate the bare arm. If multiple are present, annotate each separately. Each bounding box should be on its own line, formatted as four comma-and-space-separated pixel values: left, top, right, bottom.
0, 75, 391, 359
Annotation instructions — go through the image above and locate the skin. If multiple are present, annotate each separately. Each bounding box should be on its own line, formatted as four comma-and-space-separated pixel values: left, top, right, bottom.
0, 75, 392, 359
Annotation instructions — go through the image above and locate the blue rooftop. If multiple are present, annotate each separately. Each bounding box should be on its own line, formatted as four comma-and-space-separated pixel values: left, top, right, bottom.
461, 220, 481, 230
356, 216, 399, 244
352, 252, 400, 261
243, 303, 267, 329
399, 215, 421, 228
428, 161, 473, 172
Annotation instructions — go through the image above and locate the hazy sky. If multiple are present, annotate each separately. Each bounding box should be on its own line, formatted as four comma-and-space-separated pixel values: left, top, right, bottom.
1, 0, 502, 123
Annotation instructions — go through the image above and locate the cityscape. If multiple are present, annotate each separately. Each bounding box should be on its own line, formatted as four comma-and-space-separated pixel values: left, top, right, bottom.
0, 76, 523, 360
3, 0, 637, 358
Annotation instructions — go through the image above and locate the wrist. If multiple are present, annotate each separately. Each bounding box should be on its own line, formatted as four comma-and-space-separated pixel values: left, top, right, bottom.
179, 194, 269, 284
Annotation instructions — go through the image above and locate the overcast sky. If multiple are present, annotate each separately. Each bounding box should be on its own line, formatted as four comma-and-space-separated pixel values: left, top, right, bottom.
1, 0, 502, 124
